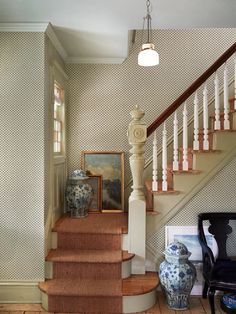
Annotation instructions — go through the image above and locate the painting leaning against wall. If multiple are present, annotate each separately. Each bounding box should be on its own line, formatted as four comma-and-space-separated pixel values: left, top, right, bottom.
81, 151, 124, 211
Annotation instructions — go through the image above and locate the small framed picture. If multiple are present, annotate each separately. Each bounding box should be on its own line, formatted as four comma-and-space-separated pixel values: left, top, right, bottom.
87, 175, 102, 212
81, 151, 124, 211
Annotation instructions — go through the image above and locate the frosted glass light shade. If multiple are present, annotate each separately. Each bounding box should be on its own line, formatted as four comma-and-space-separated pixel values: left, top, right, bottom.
138, 43, 159, 67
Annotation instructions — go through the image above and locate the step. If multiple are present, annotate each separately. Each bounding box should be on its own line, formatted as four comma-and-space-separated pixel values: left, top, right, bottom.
39, 279, 122, 313
122, 272, 159, 296
45, 249, 134, 279
46, 248, 134, 263
145, 180, 180, 195
53, 213, 128, 235
40, 272, 159, 313
123, 272, 159, 313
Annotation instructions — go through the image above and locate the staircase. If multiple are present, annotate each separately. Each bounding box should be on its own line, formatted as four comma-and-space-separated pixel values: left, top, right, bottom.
142, 44, 236, 261
39, 214, 159, 313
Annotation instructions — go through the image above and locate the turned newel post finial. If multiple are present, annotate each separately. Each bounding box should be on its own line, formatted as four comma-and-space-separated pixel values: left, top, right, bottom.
127, 105, 147, 202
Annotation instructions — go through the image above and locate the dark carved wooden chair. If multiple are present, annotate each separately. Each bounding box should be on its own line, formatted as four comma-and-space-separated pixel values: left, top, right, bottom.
198, 212, 236, 314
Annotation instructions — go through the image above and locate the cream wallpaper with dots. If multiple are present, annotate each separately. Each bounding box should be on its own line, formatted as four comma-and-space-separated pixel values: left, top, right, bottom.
66, 29, 236, 193
0, 33, 45, 280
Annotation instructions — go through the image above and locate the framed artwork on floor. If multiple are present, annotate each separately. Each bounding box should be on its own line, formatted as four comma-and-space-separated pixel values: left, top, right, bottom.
81, 151, 124, 211
165, 225, 218, 295
87, 175, 102, 212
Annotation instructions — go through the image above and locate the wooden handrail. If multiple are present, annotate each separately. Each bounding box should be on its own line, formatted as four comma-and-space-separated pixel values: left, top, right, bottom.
147, 42, 236, 137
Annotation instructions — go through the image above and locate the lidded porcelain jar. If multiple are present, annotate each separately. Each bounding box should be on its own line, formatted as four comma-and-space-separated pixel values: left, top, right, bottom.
159, 241, 196, 310
65, 170, 93, 218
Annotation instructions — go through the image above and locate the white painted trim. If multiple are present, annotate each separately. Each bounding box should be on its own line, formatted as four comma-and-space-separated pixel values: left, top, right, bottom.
123, 290, 157, 314
53, 60, 69, 81
122, 260, 132, 279
0, 281, 41, 303
46, 23, 68, 61
0, 22, 48, 32
122, 233, 129, 251
51, 232, 58, 249
65, 56, 125, 64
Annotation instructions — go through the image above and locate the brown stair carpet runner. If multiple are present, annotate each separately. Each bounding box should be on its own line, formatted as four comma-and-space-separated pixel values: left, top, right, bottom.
39, 213, 128, 313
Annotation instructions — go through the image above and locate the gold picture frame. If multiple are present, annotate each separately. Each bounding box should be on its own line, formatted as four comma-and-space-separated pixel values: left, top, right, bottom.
81, 151, 124, 212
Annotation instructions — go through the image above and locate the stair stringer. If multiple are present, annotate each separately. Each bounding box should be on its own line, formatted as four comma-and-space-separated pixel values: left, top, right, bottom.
146, 131, 236, 256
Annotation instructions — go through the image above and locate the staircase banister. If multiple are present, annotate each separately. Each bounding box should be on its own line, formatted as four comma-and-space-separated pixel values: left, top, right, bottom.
147, 42, 236, 137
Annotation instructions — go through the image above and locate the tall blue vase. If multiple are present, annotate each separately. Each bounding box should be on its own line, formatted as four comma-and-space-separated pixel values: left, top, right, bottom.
65, 170, 93, 218
159, 241, 196, 310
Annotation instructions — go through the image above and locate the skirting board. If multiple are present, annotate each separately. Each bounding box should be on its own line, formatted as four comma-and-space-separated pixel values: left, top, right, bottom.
0, 282, 41, 303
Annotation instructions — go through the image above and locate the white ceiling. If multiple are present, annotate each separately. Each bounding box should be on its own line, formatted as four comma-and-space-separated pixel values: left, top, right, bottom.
0, 0, 236, 63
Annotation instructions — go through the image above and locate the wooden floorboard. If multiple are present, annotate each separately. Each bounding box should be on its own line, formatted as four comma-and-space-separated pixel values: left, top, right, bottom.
0, 292, 225, 313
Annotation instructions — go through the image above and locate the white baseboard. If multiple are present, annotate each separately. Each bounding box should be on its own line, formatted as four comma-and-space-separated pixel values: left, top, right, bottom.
0, 281, 41, 303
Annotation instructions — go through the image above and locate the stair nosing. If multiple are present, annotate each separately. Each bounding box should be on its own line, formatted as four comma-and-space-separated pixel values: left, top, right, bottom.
46, 249, 134, 263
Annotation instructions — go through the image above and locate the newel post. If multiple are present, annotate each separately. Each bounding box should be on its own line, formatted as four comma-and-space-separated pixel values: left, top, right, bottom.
127, 105, 147, 274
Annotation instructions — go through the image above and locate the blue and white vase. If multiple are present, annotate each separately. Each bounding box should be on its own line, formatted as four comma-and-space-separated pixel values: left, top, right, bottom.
159, 241, 196, 310
65, 169, 93, 218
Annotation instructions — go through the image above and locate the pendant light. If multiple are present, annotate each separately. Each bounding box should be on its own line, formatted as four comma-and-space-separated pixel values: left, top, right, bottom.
138, 0, 159, 67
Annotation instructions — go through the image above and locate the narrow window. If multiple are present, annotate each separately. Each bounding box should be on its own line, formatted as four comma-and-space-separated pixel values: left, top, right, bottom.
53, 82, 65, 154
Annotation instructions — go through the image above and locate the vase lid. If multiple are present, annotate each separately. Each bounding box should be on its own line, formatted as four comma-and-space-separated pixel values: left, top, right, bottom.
69, 169, 89, 180
164, 241, 191, 258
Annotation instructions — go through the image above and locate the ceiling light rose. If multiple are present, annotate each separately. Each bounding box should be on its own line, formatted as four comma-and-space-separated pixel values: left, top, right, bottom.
138, 0, 159, 67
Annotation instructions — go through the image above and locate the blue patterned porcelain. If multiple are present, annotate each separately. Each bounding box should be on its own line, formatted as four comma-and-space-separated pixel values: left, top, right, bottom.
159, 241, 196, 310
65, 170, 93, 218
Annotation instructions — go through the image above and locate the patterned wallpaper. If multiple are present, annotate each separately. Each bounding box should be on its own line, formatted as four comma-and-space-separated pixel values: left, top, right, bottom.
66, 29, 236, 199
0, 33, 45, 280
147, 157, 236, 268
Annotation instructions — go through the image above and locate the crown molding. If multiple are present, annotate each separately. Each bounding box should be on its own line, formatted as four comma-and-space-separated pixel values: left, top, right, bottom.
0, 22, 67, 61
65, 56, 126, 64
45, 23, 67, 61
0, 22, 48, 32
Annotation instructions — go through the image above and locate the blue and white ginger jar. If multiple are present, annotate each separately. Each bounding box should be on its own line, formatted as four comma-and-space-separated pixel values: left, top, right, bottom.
159, 241, 196, 310
65, 170, 93, 218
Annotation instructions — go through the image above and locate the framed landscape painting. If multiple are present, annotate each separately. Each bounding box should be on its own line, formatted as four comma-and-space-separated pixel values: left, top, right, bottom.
87, 175, 102, 212
81, 151, 124, 211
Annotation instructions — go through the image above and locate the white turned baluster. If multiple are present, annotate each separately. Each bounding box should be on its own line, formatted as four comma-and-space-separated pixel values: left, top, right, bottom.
162, 122, 168, 191
152, 130, 158, 191
182, 102, 189, 170
203, 84, 209, 150
224, 63, 230, 130
234, 53, 236, 109
173, 112, 179, 171
193, 92, 200, 150
214, 73, 221, 130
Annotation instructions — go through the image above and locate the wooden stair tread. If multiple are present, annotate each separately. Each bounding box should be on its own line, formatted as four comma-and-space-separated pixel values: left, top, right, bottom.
53, 213, 128, 235
192, 149, 221, 153
46, 249, 134, 263
122, 272, 159, 296
146, 210, 159, 215
171, 169, 201, 175
39, 279, 122, 296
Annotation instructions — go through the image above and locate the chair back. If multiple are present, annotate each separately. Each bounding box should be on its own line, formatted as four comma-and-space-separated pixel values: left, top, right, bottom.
198, 212, 236, 260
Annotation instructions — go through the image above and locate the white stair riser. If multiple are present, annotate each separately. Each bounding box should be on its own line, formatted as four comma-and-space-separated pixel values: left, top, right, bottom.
123, 290, 157, 313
